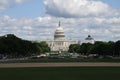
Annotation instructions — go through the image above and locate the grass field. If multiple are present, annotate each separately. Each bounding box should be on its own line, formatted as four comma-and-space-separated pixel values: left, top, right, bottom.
1, 58, 120, 63
0, 67, 120, 80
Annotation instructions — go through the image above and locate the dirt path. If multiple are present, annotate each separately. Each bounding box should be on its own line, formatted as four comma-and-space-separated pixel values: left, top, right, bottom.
0, 63, 120, 68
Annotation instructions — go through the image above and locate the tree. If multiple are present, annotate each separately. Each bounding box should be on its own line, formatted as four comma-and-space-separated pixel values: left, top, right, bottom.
115, 40, 120, 56
0, 34, 40, 58
89, 41, 115, 56
68, 44, 80, 53
79, 43, 93, 55
36, 41, 50, 53
107, 41, 115, 56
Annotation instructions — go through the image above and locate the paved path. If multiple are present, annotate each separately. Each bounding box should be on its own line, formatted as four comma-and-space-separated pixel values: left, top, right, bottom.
0, 63, 120, 68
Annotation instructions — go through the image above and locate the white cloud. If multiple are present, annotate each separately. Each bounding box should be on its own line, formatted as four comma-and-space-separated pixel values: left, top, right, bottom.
0, 0, 8, 4
44, 0, 119, 18
0, 0, 120, 41
0, 0, 34, 11
0, 0, 9, 11
15, 0, 34, 4
0, 15, 56, 40
0, 15, 120, 41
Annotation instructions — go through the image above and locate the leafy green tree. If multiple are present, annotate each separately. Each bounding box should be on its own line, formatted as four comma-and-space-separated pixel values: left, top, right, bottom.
0, 34, 40, 57
115, 40, 120, 56
68, 44, 80, 53
36, 41, 50, 53
89, 41, 106, 56
79, 43, 93, 55
89, 41, 115, 56
107, 41, 115, 56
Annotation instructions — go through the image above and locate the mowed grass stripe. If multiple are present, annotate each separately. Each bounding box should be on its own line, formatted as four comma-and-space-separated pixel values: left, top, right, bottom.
1, 58, 120, 63
0, 67, 120, 80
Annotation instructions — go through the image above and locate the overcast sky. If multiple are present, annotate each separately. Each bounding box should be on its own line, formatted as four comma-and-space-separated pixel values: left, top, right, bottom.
0, 0, 120, 41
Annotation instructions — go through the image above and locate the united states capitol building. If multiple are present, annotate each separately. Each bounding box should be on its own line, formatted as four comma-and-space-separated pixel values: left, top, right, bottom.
45, 22, 95, 53
46, 22, 77, 53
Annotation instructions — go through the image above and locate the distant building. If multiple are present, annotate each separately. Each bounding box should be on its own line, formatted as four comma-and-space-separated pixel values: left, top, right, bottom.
42, 22, 96, 53
46, 22, 77, 53
82, 35, 95, 44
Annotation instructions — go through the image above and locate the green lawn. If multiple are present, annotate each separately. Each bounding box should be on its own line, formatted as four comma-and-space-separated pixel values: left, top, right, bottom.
1, 58, 120, 63
0, 67, 120, 80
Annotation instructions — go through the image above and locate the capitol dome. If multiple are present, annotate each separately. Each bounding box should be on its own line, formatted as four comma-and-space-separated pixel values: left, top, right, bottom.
56, 27, 64, 31
54, 22, 65, 40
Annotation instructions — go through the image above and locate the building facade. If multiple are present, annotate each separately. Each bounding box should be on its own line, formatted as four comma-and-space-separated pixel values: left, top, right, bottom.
82, 35, 95, 44
46, 22, 77, 53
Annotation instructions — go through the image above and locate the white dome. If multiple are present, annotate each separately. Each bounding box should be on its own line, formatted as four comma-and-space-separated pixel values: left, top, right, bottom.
54, 22, 65, 40
56, 27, 64, 31
85, 35, 94, 40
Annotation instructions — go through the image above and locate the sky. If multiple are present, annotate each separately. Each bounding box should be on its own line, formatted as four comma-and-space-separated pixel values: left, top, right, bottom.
0, 0, 120, 41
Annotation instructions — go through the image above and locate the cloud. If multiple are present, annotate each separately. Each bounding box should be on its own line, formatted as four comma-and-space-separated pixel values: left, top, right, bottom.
0, 15, 56, 40
0, 15, 120, 41
44, 0, 119, 18
43, 0, 120, 41
0, 0, 9, 11
0, 0, 34, 12
0, 0, 8, 5
15, 0, 34, 4
0, 0, 120, 41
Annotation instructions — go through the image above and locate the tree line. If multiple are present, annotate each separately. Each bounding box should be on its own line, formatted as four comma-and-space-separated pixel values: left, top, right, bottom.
0, 34, 50, 58
69, 41, 120, 57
